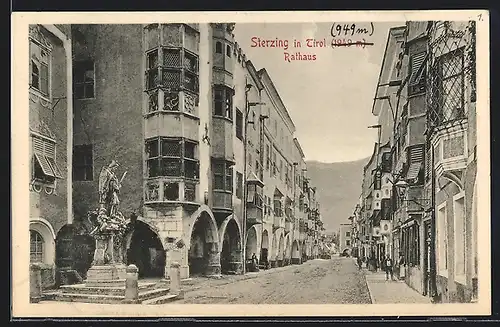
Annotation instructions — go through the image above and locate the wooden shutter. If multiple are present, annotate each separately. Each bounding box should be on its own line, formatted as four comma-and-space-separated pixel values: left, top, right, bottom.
409, 52, 426, 85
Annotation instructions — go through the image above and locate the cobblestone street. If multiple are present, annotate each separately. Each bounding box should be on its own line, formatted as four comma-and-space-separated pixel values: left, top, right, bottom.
176, 257, 371, 304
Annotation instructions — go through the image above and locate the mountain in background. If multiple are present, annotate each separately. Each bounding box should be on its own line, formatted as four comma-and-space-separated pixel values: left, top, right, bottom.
306, 157, 370, 234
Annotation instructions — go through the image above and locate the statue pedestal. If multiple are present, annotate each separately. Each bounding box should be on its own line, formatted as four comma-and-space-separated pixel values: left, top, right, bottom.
85, 232, 127, 283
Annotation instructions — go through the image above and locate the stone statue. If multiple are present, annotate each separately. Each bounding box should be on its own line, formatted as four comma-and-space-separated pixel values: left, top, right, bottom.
87, 160, 129, 237
99, 160, 125, 216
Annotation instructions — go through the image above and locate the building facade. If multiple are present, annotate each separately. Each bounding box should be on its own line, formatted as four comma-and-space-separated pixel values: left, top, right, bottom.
34, 23, 324, 283
339, 223, 352, 255
359, 21, 477, 303
425, 21, 477, 303
29, 24, 73, 289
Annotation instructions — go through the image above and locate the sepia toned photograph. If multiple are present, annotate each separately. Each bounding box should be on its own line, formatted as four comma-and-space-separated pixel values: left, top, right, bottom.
11, 10, 490, 317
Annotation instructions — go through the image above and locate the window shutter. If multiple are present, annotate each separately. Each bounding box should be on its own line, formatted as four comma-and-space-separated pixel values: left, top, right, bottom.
33, 137, 44, 154
408, 145, 424, 164
409, 52, 426, 85
425, 145, 431, 180
40, 63, 49, 95
45, 141, 56, 158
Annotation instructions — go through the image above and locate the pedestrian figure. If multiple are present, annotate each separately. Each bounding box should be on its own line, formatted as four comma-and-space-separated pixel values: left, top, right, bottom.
357, 256, 362, 270
251, 253, 258, 271
384, 255, 394, 281
398, 253, 405, 280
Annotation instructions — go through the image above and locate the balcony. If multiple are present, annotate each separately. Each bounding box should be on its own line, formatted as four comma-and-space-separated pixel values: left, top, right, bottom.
144, 178, 200, 206
273, 215, 285, 230
432, 120, 468, 179
246, 179, 264, 225
284, 207, 293, 221
211, 117, 234, 161
212, 190, 233, 214
247, 206, 263, 225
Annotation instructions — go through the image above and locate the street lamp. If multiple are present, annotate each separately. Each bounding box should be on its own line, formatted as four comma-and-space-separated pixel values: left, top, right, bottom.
242, 81, 265, 274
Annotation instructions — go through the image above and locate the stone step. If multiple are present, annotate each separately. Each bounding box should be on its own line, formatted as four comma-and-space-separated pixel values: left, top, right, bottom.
59, 282, 157, 296
138, 288, 170, 302
44, 291, 125, 304
43, 287, 171, 305
142, 294, 179, 305
84, 279, 126, 287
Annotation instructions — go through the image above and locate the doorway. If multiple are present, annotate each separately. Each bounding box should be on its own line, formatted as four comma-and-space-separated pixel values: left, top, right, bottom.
126, 222, 165, 279
423, 220, 431, 296
220, 218, 242, 274
260, 229, 269, 267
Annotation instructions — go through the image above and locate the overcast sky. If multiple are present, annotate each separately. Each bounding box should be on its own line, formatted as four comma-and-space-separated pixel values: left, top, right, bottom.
234, 22, 403, 163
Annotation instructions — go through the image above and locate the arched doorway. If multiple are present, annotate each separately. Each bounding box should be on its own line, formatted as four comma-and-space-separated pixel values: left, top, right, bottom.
189, 211, 220, 276
291, 240, 300, 264
300, 241, 306, 262
220, 218, 242, 274
277, 234, 285, 266
284, 234, 291, 266
126, 221, 165, 278
55, 224, 95, 284
245, 226, 258, 261
260, 229, 270, 268
313, 245, 319, 258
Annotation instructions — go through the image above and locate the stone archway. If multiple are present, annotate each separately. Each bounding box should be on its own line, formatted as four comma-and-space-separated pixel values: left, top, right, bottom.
291, 240, 301, 264
245, 226, 258, 262
55, 224, 95, 282
188, 211, 220, 276
313, 245, 319, 258
301, 241, 307, 262
220, 218, 243, 274
284, 234, 291, 266
125, 220, 165, 278
30, 218, 56, 266
277, 234, 285, 266
260, 229, 270, 268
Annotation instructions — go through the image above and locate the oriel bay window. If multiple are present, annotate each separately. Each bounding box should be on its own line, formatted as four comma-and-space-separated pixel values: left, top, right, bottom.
146, 137, 199, 179
213, 85, 234, 119
145, 46, 199, 94
247, 184, 264, 208
213, 160, 233, 193
429, 47, 465, 125
274, 199, 283, 217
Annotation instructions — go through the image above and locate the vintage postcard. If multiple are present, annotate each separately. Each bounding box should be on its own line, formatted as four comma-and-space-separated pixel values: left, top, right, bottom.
11, 10, 490, 317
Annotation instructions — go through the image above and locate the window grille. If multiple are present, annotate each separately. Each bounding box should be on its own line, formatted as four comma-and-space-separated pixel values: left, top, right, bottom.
163, 48, 181, 67
146, 138, 199, 179
426, 21, 475, 129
